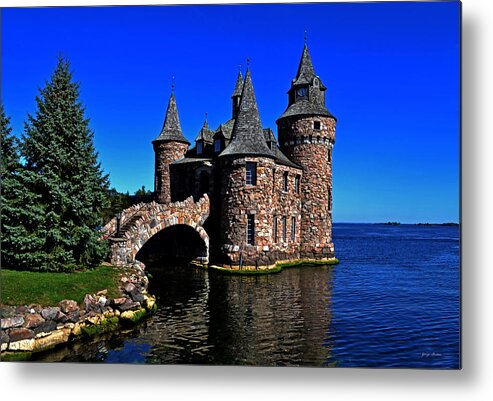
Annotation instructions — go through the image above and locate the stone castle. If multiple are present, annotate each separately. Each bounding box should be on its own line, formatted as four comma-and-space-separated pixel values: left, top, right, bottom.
152, 44, 336, 268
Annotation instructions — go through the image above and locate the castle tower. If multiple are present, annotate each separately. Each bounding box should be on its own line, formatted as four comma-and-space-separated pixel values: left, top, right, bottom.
231, 69, 243, 120
276, 44, 337, 259
153, 89, 190, 204
218, 68, 276, 265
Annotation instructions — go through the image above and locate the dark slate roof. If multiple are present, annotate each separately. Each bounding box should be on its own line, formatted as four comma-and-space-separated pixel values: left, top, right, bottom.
272, 146, 302, 169
263, 128, 277, 144
195, 118, 214, 144
232, 70, 243, 97
219, 69, 274, 159
154, 93, 190, 144
292, 44, 316, 86
278, 99, 335, 121
214, 119, 234, 141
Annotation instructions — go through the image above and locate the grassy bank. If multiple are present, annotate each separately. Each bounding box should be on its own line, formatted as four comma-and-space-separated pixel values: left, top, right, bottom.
0, 265, 122, 306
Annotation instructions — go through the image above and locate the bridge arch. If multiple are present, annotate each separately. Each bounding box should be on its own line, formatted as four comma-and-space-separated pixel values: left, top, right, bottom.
103, 195, 210, 266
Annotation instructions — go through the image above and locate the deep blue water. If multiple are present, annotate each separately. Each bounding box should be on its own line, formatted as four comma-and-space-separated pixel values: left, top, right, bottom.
33, 224, 460, 368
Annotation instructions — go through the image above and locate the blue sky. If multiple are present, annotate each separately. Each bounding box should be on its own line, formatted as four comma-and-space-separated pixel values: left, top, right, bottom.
1, 2, 460, 223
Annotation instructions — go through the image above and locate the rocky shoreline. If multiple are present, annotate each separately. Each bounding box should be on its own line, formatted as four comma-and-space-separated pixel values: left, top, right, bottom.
0, 261, 156, 359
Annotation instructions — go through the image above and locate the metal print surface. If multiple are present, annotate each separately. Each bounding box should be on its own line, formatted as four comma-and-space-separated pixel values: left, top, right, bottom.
0, 1, 460, 368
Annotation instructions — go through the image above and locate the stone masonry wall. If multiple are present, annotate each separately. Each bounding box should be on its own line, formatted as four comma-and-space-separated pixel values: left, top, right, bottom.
219, 156, 302, 266
277, 115, 336, 259
153, 141, 189, 204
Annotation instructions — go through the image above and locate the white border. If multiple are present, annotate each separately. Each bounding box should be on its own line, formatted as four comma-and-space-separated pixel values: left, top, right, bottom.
2, 1, 493, 400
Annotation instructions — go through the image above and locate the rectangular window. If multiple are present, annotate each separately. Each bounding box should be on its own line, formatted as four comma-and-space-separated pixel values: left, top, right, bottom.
291, 217, 296, 241
214, 138, 222, 153
196, 141, 203, 155
246, 162, 257, 186
273, 215, 278, 243
295, 175, 300, 193
314, 121, 321, 130
283, 171, 288, 192
247, 214, 255, 245
282, 216, 287, 242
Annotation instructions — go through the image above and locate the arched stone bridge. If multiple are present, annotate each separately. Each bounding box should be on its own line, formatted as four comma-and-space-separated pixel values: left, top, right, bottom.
101, 195, 210, 266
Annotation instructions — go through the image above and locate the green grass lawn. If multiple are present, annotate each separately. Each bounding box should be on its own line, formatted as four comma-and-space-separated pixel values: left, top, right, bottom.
0, 265, 122, 307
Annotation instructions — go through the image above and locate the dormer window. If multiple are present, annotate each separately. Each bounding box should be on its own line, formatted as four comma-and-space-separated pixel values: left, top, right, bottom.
314, 121, 321, 130
196, 141, 203, 155
296, 86, 308, 100
267, 141, 273, 150
214, 138, 222, 153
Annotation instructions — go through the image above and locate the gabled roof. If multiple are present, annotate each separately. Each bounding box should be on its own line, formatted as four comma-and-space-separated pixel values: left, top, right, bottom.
154, 92, 190, 144
219, 69, 274, 158
195, 118, 214, 144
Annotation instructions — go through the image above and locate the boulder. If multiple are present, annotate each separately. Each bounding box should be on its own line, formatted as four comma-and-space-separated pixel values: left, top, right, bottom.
59, 299, 79, 314
9, 327, 35, 342
83, 294, 95, 312
23, 313, 45, 329
65, 310, 80, 323
123, 283, 135, 293
41, 307, 61, 320
33, 320, 58, 335
0, 330, 9, 350
112, 297, 127, 306
117, 300, 140, 312
0, 316, 25, 329
8, 338, 35, 352
129, 289, 145, 303
15, 305, 29, 314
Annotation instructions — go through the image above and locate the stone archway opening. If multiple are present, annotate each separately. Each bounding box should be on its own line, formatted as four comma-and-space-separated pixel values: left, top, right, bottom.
135, 224, 208, 267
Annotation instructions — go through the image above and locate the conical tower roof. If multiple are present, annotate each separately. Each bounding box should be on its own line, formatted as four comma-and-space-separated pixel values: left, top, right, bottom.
154, 92, 190, 144
232, 70, 243, 97
219, 68, 273, 158
292, 44, 316, 86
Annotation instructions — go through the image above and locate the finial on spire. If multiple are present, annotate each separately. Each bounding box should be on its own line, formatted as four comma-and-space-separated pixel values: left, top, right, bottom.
171, 76, 175, 93
246, 58, 250, 68
205, 112, 208, 121
304, 30, 307, 45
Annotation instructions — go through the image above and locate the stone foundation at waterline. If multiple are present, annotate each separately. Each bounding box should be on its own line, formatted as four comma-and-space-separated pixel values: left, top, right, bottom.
0, 262, 155, 357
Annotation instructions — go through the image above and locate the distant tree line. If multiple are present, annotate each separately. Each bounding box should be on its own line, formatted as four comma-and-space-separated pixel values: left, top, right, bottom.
1, 56, 149, 272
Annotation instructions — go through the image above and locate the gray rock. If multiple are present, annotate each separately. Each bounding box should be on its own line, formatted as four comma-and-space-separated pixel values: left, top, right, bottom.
59, 299, 79, 314
0, 330, 9, 346
23, 313, 45, 329
129, 289, 145, 302
65, 310, 80, 323
118, 300, 140, 311
9, 328, 35, 342
41, 307, 61, 320
33, 320, 58, 335
1, 316, 25, 329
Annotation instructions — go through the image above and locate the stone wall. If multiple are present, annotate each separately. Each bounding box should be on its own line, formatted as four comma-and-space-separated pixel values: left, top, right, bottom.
104, 195, 210, 266
153, 141, 189, 204
277, 115, 336, 259
219, 156, 302, 266
0, 262, 156, 356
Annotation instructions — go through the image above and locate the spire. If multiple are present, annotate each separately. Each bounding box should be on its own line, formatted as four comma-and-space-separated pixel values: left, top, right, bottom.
220, 68, 273, 158
232, 68, 243, 98
293, 43, 316, 86
154, 91, 190, 144
194, 113, 213, 143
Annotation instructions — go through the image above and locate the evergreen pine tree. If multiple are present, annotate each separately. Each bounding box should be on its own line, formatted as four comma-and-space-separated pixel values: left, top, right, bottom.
15, 56, 110, 271
1, 105, 45, 269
